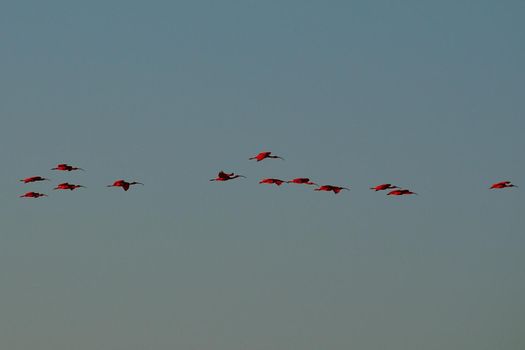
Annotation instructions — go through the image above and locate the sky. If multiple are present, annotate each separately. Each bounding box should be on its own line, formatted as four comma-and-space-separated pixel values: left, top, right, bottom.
1, 1, 524, 349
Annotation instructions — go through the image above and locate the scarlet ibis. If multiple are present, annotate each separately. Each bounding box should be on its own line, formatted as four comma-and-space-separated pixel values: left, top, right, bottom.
54, 182, 85, 191
107, 179, 144, 191
20, 176, 50, 183
249, 151, 284, 162
287, 178, 318, 186
490, 181, 518, 189
210, 171, 246, 181
20, 192, 48, 198
259, 178, 286, 186
314, 185, 350, 194
51, 163, 84, 171
370, 183, 399, 191
387, 189, 417, 196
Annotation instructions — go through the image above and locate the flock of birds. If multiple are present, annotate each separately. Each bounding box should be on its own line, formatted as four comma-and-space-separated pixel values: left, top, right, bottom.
19, 163, 143, 198
19, 151, 518, 199
209, 151, 517, 195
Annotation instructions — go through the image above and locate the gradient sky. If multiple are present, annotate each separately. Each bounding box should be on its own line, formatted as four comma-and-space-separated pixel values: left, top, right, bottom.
1, 1, 524, 349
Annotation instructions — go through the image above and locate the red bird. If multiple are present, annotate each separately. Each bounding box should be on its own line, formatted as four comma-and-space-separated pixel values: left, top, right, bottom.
490, 181, 518, 189
210, 171, 246, 182
370, 183, 399, 191
20, 192, 48, 198
54, 182, 85, 191
314, 185, 350, 194
107, 179, 144, 191
249, 151, 284, 162
387, 189, 417, 196
259, 178, 286, 186
20, 176, 50, 184
51, 163, 84, 171
287, 178, 318, 186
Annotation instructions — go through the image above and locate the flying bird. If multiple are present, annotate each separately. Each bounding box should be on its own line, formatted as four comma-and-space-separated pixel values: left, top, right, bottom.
287, 178, 318, 186
51, 163, 84, 171
20, 176, 50, 184
314, 185, 350, 194
249, 151, 284, 162
107, 179, 144, 191
259, 178, 286, 186
20, 192, 48, 198
370, 183, 399, 191
54, 182, 85, 191
490, 181, 518, 189
387, 189, 417, 196
210, 171, 246, 182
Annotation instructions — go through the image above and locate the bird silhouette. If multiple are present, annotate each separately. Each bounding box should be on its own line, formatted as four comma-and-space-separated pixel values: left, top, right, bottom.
210, 171, 246, 182
20, 192, 48, 198
259, 178, 286, 186
490, 181, 518, 189
249, 151, 284, 162
387, 189, 417, 196
314, 185, 350, 194
107, 179, 144, 191
54, 182, 86, 191
51, 163, 84, 171
370, 183, 399, 191
20, 176, 50, 184
287, 178, 318, 186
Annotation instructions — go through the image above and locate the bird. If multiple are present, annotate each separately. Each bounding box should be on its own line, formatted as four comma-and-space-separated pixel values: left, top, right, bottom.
107, 179, 144, 191
249, 151, 284, 162
51, 163, 84, 171
490, 181, 518, 189
20, 176, 50, 184
20, 191, 48, 198
314, 185, 350, 194
370, 183, 399, 191
387, 189, 417, 196
259, 178, 286, 186
54, 182, 85, 191
210, 171, 246, 182
287, 178, 318, 186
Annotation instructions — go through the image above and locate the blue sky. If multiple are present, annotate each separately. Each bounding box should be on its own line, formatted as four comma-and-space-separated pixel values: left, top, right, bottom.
1, 1, 524, 349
